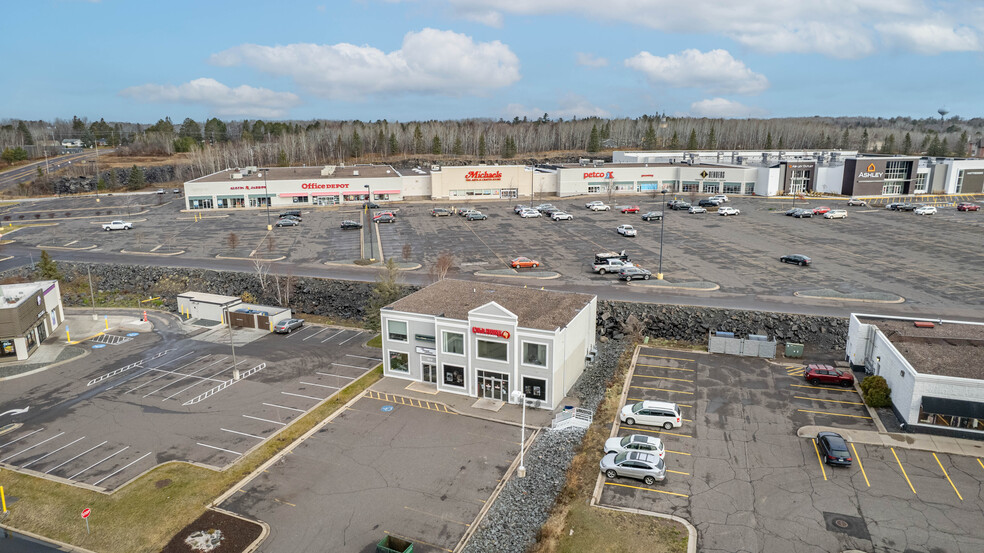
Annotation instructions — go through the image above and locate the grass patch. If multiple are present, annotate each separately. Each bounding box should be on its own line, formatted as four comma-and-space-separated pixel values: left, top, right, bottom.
0, 365, 382, 553
365, 334, 382, 348
644, 337, 706, 352
294, 312, 364, 328
530, 345, 688, 553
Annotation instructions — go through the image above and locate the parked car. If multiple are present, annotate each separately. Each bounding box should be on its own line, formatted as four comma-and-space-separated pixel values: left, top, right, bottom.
155, 188, 165, 194
372, 211, 395, 221
710, 194, 729, 203
465, 211, 488, 220
171, 188, 181, 194
604, 434, 665, 458
619, 266, 652, 281
816, 431, 853, 466
519, 209, 542, 218
811, 206, 831, 215
551, 211, 573, 221
275, 218, 299, 227
340, 220, 362, 230
897, 203, 917, 212
824, 209, 848, 219
589, 203, 612, 211
363, 201, 380, 209
666, 199, 685, 208
619, 205, 641, 213
957, 202, 980, 211
668, 200, 691, 210
431, 208, 451, 217
514, 204, 531, 213
785, 207, 802, 216
616, 224, 637, 237
534, 203, 555, 212
593, 258, 634, 274
718, 207, 741, 216
594, 250, 630, 264
791, 208, 813, 218
804, 364, 854, 387
641, 211, 663, 221
885, 202, 903, 210
698, 199, 721, 207
779, 254, 812, 266
585, 200, 606, 209
847, 198, 867, 206
542, 207, 562, 216
279, 210, 301, 219
273, 318, 304, 334
688, 206, 707, 214
914, 205, 937, 215
373, 214, 396, 223
101, 220, 132, 231
458, 208, 477, 217
279, 214, 302, 222
600, 451, 666, 485
510, 257, 540, 269
620, 401, 682, 429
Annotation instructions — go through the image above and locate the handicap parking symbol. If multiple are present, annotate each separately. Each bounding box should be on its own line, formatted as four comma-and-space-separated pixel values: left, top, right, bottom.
126, 332, 140, 337
92, 344, 106, 349
381, 405, 394, 412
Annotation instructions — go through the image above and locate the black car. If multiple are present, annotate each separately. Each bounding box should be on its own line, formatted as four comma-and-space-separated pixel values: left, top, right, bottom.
698, 199, 721, 207
666, 199, 684, 207
779, 254, 811, 266
275, 218, 299, 227
792, 209, 813, 218
542, 207, 562, 216
363, 201, 380, 209
669, 201, 691, 210
641, 211, 663, 221
279, 210, 301, 219
374, 214, 396, 223
340, 220, 362, 230
816, 431, 852, 466
785, 207, 801, 216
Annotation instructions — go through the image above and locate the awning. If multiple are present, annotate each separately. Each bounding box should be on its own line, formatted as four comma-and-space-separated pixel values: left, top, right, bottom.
278, 192, 309, 197
921, 396, 984, 419
311, 192, 340, 196
372, 190, 401, 195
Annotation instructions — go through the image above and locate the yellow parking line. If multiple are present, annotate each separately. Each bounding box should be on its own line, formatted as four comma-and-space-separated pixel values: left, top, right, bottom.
666, 469, 690, 476
892, 447, 917, 494
979, 458, 984, 472
637, 363, 695, 372
627, 400, 694, 408
797, 409, 871, 419
604, 481, 689, 498
640, 354, 695, 363
791, 384, 859, 393
812, 439, 827, 481
622, 426, 692, 438
273, 498, 296, 507
851, 443, 870, 487
666, 450, 691, 456
630, 385, 693, 395
794, 396, 865, 406
933, 453, 963, 501
637, 375, 695, 383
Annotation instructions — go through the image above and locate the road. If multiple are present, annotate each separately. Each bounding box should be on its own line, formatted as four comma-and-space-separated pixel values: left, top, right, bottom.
0, 150, 108, 193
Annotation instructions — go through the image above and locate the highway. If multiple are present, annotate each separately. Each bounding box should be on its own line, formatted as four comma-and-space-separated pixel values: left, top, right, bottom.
0, 149, 108, 193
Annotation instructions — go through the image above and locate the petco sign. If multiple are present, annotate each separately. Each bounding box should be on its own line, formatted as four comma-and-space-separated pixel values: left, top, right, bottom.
472, 327, 511, 339
301, 182, 350, 190
583, 171, 615, 179
465, 170, 503, 182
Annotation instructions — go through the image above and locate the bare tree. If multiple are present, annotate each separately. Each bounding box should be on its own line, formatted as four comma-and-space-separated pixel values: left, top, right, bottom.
227, 232, 239, 253
266, 235, 276, 254
430, 251, 454, 282
688, 187, 698, 204
252, 258, 269, 293
401, 242, 412, 261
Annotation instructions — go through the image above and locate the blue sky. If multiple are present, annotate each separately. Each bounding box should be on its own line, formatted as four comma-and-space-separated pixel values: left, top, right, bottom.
2, 0, 983, 122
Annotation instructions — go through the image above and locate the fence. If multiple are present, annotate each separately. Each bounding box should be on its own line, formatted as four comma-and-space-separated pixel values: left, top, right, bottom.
551, 407, 593, 430
707, 332, 777, 358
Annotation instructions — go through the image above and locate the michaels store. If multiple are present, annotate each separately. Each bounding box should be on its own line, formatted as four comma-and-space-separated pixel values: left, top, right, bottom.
556, 163, 762, 197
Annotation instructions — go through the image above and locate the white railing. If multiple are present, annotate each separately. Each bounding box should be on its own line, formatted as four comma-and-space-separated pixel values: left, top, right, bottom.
551, 407, 593, 430
182, 363, 266, 406
87, 349, 171, 386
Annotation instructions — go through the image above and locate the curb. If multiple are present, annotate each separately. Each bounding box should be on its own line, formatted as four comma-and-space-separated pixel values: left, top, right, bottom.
119, 249, 186, 256
34, 244, 97, 251
627, 281, 720, 291
0, 523, 100, 553
214, 254, 285, 262
474, 270, 561, 280
793, 291, 905, 304
323, 261, 421, 271
207, 506, 270, 553
0, 347, 91, 382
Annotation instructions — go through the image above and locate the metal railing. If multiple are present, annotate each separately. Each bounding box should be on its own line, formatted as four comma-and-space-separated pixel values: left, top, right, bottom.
551, 407, 593, 430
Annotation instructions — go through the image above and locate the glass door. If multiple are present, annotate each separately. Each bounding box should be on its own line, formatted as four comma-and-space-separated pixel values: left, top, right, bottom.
422, 360, 437, 383
477, 371, 509, 401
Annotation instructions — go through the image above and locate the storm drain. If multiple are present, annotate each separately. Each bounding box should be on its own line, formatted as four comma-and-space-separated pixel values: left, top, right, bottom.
823, 512, 870, 541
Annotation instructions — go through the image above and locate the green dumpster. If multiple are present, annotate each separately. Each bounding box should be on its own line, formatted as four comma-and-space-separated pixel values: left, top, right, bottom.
785, 342, 804, 358
377, 536, 413, 553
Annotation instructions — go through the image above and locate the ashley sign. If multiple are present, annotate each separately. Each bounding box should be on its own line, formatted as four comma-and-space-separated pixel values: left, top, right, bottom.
857, 163, 883, 179
472, 327, 511, 339
465, 170, 502, 182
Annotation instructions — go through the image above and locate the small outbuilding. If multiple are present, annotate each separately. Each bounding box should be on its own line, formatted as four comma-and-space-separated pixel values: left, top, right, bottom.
228, 304, 292, 331
177, 292, 242, 323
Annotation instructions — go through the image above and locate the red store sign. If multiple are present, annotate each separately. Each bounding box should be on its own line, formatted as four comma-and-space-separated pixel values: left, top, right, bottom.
583, 171, 615, 179
472, 326, 511, 339
465, 170, 502, 182
301, 182, 350, 189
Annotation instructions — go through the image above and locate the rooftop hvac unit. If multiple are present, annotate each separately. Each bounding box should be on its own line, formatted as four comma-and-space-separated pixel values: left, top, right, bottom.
231, 173, 243, 179
321, 165, 336, 176
353, 170, 359, 176
430, 164, 441, 172
579, 158, 590, 166
245, 165, 257, 174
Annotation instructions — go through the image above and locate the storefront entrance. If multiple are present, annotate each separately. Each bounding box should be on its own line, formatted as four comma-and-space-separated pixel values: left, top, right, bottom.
501, 188, 518, 199
422, 358, 437, 383
314, 196, 339, 206
477, 370, 509, 401
35, 321, 47, 343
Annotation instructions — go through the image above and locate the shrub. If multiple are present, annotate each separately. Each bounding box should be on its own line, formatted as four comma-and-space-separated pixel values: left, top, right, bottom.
861, 375, 892, 408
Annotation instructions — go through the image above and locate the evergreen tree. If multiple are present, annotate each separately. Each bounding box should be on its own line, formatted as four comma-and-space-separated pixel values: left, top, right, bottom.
841, 128, 850, 149
251, 120, 266, 142
240, 121, 252, 141
71, 116, 86, 134
600, 122, 611, 140
127, 165, 145, 190
204, 118, 228, 142
928, 135, 942, 156
777, 135, 784, 150
860, 129, 869, 152
452, 136, 463, 156
388, 132, 399, 155
412, 124, 424, 153
37, 250, 62, 281
431, 135, 442, 155
478, 134, 486, 158
17, 121, 33, 145
686, 129, 698, 150
958, 130, 969, 156
902, 132, 913, 155
940, 138, 950, 157
108, 168, 119, 190
765, 131, 773, 150
351, 129, 363, 157
502, 137, 517, 158
881, 134, 896, 154
669, 131, 680, 149
587, 124, 600, 153
148, 117, 174, 134
376, 129, 386, 154
706, 126, 717, 149
278, 149, 288, 166
920, 134, 932, 153
641, 123, 656, 150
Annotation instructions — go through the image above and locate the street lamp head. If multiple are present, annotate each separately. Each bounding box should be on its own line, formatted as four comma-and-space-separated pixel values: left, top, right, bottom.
511, 390, 524, 401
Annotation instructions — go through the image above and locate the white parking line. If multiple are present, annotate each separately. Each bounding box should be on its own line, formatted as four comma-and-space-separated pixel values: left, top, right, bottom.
338, 332, 363, 345
0, 427, 45, 449
262, 402, 306, 413
142, 357, 228, 398
302, 327, 331, 341
331, 362, 373, 371
346, 354, 383, 361
162, 359, 248, 401
300, 381, 340, 389
316, 372, 356, 379
221, 428, 265, 440
319, 330, 344, 343
243, 414, 286, 426
69, 446, 130, 479
123, 355, 213, 394
282, 391, 325, 401
197, 442, 243, 456
45, 441, 108, 474
92, 451, 153, 486
103, 351, 197, 391
1, 431, 67, 463
21, 436, 87, 469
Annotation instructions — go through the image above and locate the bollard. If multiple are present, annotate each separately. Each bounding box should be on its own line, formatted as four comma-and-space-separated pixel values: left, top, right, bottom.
105, 317, 109, 330
66, 325, 71, 342
143, 310, 147, 322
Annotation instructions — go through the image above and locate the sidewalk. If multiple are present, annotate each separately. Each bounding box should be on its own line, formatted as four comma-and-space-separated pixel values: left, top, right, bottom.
798, 425, 984, 457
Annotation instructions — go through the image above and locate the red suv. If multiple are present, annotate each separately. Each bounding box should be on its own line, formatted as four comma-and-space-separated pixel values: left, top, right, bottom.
804, 364, 854, 387
957, 202, 980, 212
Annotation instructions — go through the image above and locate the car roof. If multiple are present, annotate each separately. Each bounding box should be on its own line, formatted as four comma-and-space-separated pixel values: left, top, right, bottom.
637, 400, 677, 409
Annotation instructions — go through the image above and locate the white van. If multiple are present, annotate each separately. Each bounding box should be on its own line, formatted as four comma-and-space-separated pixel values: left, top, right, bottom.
824, 209, 848, 219
619, 401, 682, 429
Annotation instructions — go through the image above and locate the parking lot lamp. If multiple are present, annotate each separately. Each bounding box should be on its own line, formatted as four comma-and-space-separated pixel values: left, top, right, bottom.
264, 170, 272, 231
657, 189, 667, 280
365, 184, 374, 261
510, 390, 527, 478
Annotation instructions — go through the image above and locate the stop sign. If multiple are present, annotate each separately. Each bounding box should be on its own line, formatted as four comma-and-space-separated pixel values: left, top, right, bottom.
81, 508, 91, 519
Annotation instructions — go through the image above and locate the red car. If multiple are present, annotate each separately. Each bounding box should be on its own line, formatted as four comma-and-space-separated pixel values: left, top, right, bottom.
510, 257, 540, 269
957, 202, 980, 212
804, 364, 854, 387
812, 206, 831, 215
620, 205, 641, 214
372, 211, 395, 220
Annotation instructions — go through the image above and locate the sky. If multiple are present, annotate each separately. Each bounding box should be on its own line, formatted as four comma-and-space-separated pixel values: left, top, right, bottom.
2, 0, 983, 123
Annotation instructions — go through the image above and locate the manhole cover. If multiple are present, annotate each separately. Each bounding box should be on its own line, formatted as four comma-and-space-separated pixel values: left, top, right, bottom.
823, 512, 870, 541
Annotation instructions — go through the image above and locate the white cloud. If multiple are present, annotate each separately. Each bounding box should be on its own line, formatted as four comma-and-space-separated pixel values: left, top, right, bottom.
210, 28, 520, 99
875, 22, 981, 54
429, 0, 981, 58
576, 52, 608, 68
503, 95, 610, 119
625, 49, 768, 95
690, 97, 767, 118
119, 78, 301, 118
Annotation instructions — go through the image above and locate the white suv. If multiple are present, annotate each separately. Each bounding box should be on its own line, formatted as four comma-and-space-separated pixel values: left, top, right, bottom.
620, 401, 682, 429
585, 200, 605, 209
710, 194, 728, 203
616, 224, 637, 236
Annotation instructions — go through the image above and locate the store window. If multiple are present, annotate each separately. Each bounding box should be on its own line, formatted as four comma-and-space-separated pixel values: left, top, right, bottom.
662, 180, 678, 192
389, 351, 409, 373
443, 364, 465, 387
0, 339, 15, 357
587, 185, 602, 194
387, 320, 408, 342
190, 197, 213, 209
956, 170, 965, 193
25, 329, 37, 351
744, 183, 755, 195
292, 195, 309, 203
723, 182, 741, 194
343, 194, 370, 202
443, 331, 464, 354
682, 181, 699, 192
477, 339, 508, 362
522, 342, 547, 366
373, 194, 390, 201
522, 377, 547, 401
914, 173, 928, 193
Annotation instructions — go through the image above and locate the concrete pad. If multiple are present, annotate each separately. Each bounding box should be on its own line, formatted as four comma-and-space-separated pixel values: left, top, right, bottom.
120, 320, 153, 332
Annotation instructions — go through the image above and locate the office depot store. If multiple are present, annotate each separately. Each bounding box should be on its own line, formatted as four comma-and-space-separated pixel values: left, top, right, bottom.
380, 279, 597, 410
183, 165, 405, 209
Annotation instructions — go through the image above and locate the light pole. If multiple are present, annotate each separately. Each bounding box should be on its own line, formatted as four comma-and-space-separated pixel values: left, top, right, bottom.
510, 390, 527, 478
364, 184, 373, 261
264, 169, 272, 231
657, 189, 667, 280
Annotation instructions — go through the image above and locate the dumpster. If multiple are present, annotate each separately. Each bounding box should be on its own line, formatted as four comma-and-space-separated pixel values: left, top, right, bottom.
377, 536, 413, 553
784, 342, 804, 358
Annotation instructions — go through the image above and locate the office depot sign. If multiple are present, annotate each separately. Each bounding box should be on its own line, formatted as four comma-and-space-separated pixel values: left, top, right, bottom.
472, 326, 511, 339
301, 182, 350, 190
465, 170, 502, 182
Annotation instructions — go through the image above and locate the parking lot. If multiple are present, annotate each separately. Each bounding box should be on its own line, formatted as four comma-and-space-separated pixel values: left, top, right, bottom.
598, 346, 984, 553
2, 192, 984, 312
0, 318, 378, 490
221, 390, 520, 553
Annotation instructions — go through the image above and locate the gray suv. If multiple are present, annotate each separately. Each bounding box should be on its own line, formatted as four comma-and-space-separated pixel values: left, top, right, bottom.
599, 451, 666, 485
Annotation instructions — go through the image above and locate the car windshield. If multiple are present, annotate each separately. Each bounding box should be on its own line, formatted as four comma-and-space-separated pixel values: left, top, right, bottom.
614, 451, 630, 464
631, 403, 644, 414
620, 436, 634, 447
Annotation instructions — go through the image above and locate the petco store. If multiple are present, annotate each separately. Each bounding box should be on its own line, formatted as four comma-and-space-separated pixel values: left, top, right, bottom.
556, 163, 761, 197
183, 165, 404, 209
380, 279, 597, 410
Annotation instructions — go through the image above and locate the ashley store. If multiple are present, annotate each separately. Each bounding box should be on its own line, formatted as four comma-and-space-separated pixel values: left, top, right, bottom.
380, 279, 597, 410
